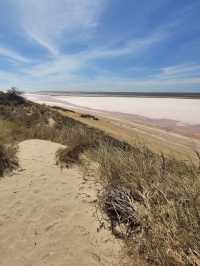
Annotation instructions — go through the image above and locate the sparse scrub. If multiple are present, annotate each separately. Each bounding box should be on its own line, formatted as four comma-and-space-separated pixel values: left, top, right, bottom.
55, 124, 132, 167
51, 105, 75, 113
0, 91, 131, 148
96, 143, 200, 265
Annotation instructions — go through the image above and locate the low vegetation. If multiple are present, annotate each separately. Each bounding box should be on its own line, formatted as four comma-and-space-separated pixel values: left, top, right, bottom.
80, 113, 99, 120
1, 90, 200, 265
51, 105, 75, 113
56, 125, 97, 167
0, 88, 25, 105
96, 144, 200, 265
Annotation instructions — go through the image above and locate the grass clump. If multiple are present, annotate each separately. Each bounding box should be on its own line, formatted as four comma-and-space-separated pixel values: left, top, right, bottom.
0, 144, 18, 176
56, 125, 98, 167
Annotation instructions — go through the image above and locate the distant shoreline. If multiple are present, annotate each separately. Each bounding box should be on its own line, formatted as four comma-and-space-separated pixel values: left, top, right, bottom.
33, 91, 200, 99
25, 93, 200, 126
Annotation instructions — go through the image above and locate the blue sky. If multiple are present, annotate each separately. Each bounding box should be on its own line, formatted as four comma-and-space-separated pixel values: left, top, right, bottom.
0, 0, 200, 91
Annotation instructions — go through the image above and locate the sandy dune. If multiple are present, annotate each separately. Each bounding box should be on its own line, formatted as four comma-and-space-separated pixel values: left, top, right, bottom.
0, 140, 123, 266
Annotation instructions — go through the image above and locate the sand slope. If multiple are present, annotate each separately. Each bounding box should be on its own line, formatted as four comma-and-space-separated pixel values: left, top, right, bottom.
0, 140, 122, 266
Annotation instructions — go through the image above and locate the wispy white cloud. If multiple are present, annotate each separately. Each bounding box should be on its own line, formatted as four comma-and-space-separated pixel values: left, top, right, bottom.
1, 62, 200, 92
141, 63, 200, 86
1, 11, 167, 88
3, 35, 199, 92
68, 72, 200, 91
24, 55, 83, 77
0, 46, 29, 63
18, 0, 106, 56
21, 32, 166, 80
159, 64, 200, 79
88, 32, 166, 59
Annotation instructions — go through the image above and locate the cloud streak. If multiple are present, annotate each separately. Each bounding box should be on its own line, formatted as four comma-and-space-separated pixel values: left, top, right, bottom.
160, 64, 200, 79
0, 46, 29, 63
21, 31, 166, 80
18, 0, 106, 56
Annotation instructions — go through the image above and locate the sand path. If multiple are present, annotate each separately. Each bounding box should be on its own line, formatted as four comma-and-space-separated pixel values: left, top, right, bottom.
0, 139, 122, 266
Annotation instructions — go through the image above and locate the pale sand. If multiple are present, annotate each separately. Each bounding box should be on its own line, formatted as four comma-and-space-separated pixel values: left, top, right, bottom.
0, 139, 123, 266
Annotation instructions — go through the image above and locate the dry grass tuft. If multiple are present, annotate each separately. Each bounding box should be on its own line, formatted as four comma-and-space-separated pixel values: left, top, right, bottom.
99, 185, 141, 239
56, 146, 85, 168
0, 144, 18, 176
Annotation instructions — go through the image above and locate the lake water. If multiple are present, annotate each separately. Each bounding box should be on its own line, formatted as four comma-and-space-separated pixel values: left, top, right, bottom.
25, 94, 200, 125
